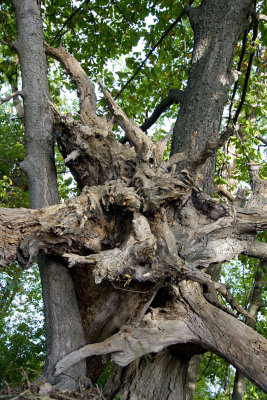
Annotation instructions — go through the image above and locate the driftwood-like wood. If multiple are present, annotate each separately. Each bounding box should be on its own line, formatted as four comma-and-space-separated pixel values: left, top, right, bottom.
1, 172, 266, 272
54, 282, 267, 392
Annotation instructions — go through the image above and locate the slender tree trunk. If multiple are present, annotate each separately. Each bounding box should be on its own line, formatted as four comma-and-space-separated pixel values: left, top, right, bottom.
232, 261, 266, 400
10, 0, 86, 389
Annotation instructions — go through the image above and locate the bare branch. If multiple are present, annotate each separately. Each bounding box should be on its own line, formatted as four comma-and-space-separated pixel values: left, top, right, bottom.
0, 90, 24, 105
258, 14, 267, 21
98, 78, 153, 157
55, 310, 200, 375
119, 90, 184, 144
154, 124, 174, 165
215, 185, 235, 201
141, 90, 184, 132
214, 282, 249, 317
44, 43, 97, 122
55, 281, 267, 392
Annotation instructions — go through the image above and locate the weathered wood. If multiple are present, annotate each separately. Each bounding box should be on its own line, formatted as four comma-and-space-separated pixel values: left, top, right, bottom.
54, 281, 267, 393
7, 0, 266, 396
1, 179, 266, 274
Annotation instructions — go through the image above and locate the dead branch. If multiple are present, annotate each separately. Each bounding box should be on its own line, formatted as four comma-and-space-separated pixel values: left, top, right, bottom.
215, 185, 235, 201
243, 240, 267, 260
44, 43, 101, 125
98, 78, 154, 159
55, 312, 199, 375
214, 282, 249, 317
55, 281, 267, 392
1, 90, 24, 104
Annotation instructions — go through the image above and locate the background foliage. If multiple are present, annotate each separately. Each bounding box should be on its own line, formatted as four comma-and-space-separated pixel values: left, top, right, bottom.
0, 0, 266, 396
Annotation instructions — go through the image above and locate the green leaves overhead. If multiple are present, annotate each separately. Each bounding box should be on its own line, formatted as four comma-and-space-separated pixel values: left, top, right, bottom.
0, 0, 266, 394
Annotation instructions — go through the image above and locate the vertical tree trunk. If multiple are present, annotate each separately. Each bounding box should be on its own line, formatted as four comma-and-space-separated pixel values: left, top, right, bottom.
104, 353, 203, 400
232, 261, 266, 400
11, 0, 86, 389
171, 0, 252, 194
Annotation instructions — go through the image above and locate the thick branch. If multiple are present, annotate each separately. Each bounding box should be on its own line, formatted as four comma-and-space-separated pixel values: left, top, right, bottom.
0, 90, 24, 105
44, 43, 98, 122
1, 180, 266, 269
0, 187, 109, 268
243, 241, 267, 260
55, 282, 267, 392
55, 311, 200, 375
98, 79, 154, 159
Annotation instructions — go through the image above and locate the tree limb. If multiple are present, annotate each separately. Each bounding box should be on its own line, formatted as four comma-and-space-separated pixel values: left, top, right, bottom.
243, 241, 267, 260
98, 78, 154, 158
0, 90, 24, 105
140, 89, 184, 132
44, 43, 98, 122
55, 281, 267, 392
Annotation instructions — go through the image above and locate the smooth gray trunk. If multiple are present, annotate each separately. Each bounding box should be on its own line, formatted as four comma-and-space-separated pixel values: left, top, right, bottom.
11, 0, 86, 388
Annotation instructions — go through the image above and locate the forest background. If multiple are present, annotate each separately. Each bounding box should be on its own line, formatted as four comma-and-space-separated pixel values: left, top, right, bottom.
0, 0, 266, 398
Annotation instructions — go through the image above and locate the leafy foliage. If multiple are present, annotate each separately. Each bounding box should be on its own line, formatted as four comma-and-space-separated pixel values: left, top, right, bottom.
0, 264, 45, 388
0, 0, 266, 395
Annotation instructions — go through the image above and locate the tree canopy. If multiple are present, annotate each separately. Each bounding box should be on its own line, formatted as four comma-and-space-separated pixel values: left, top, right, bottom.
0, 0, 266, 399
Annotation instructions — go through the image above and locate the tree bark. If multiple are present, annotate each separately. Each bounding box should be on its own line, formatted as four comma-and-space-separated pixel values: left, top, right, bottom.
104, 353, 201, 400
10, 0, 86, 389
105, 1, 254, 397
232, 261, 266, 400
4, 1, 266, 399
171, 0, 252, 194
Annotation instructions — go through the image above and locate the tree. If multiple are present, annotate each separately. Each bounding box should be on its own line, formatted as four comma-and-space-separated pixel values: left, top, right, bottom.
0, 0, 266, 399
